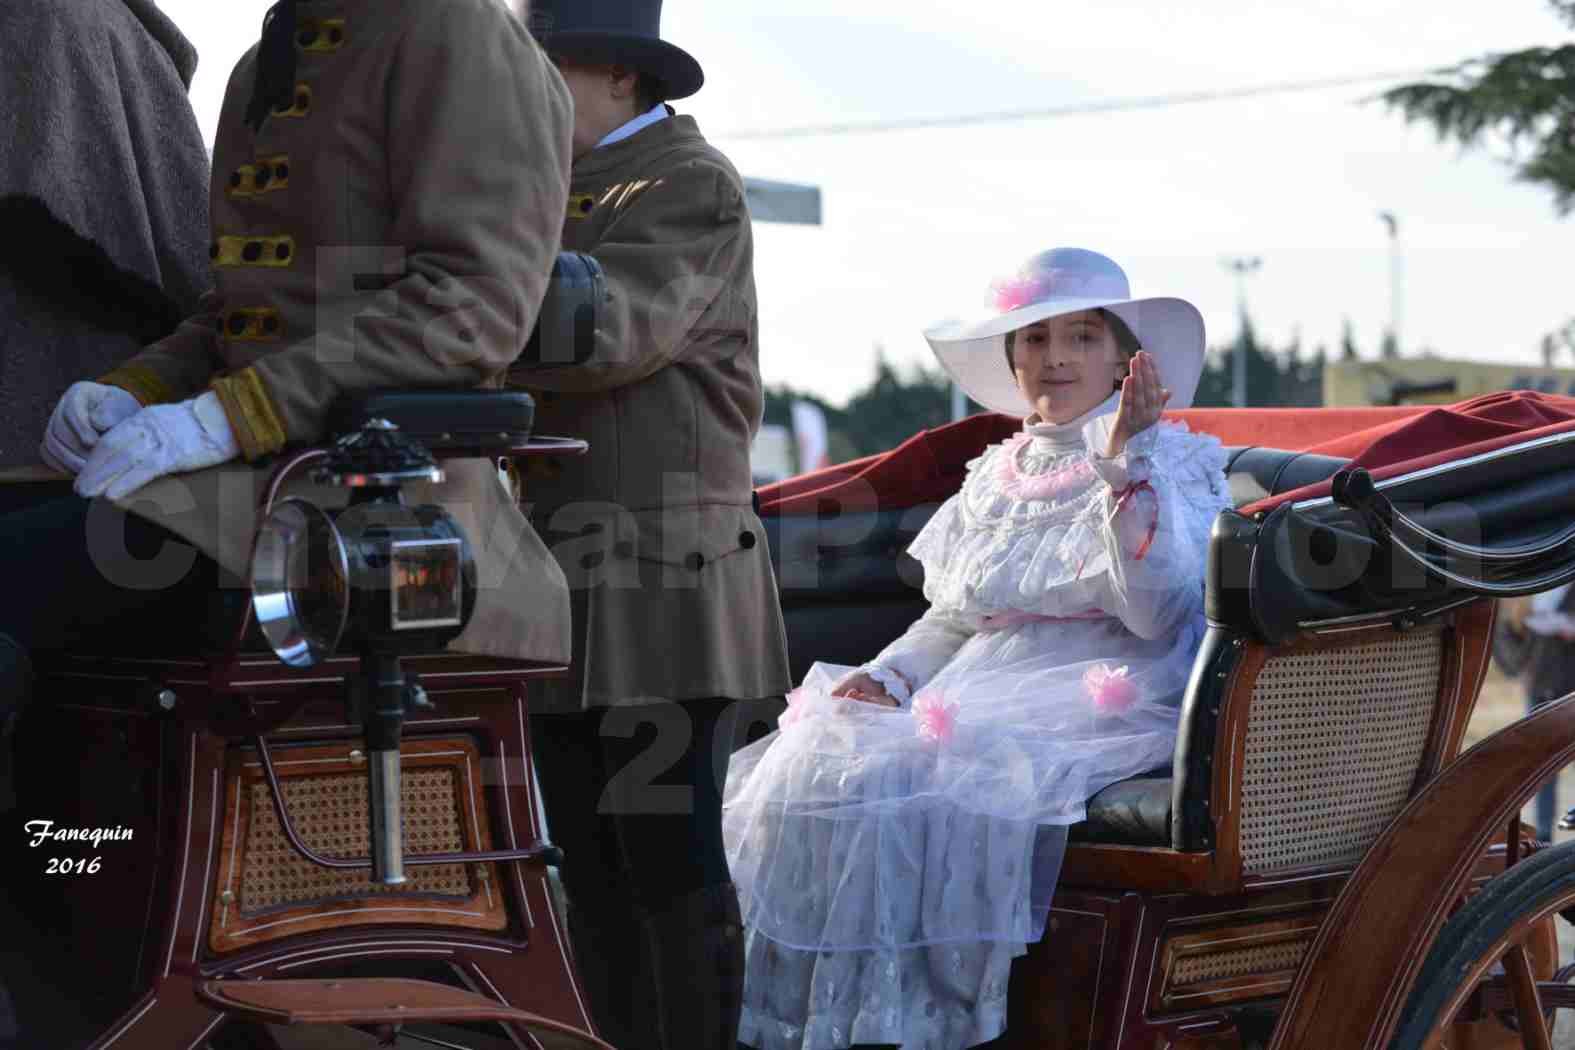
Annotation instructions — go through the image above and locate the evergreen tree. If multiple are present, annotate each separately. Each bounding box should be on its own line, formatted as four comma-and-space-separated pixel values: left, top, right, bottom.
1341, 318, 1361, 361
1383, 0, 1575, 215
1189, 320, 1326, 408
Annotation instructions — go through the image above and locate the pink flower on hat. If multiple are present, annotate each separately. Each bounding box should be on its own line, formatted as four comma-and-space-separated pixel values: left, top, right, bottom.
912, 689, 959, 744
1083, 664, 1138, 713
990, 269, 1062, 313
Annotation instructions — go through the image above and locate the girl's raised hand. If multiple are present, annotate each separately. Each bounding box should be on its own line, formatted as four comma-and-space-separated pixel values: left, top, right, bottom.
1106, 351, 1170, 458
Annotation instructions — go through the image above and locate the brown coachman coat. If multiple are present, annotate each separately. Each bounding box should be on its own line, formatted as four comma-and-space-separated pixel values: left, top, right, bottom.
94, 0, 576, 663
512, 115, 793, 709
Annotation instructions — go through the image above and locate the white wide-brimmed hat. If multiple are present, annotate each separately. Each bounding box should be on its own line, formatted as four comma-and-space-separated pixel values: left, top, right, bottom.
923, 247, 1206, 416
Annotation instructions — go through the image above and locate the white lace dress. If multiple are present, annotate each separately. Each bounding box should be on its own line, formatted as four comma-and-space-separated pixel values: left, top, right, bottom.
723, 405, 1231, 1050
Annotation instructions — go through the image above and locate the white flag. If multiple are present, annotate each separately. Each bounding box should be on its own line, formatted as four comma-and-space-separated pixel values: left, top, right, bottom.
790, 401, 829, 472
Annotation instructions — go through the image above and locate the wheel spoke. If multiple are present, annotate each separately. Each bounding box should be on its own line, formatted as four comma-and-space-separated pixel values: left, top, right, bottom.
1504, 944, 1554, 1050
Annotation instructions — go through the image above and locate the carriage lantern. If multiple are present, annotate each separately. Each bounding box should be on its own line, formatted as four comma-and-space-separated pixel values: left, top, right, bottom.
249, 418, 478, 884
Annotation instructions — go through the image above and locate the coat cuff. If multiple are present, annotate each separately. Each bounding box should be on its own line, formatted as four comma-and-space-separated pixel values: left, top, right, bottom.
99, 364, 175, 407
210, 367, 288, 461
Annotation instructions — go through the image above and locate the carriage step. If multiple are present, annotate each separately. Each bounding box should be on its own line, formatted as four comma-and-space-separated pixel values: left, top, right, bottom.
196, 978, 613, 1049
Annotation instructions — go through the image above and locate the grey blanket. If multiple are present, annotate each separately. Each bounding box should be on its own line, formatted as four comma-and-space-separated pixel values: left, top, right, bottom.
0, 0, 212, 469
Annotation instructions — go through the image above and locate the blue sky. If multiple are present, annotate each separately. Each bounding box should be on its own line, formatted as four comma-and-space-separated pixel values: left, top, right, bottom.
164, 0, 1574, 405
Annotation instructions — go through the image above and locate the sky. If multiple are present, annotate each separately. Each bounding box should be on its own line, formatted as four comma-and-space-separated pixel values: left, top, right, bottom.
161, 0, 1574, 407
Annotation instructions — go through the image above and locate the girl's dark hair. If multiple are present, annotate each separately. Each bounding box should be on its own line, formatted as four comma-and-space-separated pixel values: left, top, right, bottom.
1004, 308, 1142, 378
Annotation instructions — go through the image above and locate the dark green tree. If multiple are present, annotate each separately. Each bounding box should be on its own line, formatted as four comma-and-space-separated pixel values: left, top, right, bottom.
1382, 1, 1575, 214
1383, 2, 1575, 356
763, 350, 967, 465
1340, 318, 1361, 362
1190, 317, 1324, 408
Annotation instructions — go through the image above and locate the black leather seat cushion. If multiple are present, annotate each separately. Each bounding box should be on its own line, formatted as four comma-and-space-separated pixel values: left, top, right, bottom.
1068, 767, 1172, 845
328, 389, 535, 454
1223, 446, 1351, 508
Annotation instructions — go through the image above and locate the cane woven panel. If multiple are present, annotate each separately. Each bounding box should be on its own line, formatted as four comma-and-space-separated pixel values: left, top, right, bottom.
243, 768, 470, 910
1157, 921, 1319, 1010
1238, 628, 1442, 874
209, 736, 508, 954
1171, 938, 1310, 986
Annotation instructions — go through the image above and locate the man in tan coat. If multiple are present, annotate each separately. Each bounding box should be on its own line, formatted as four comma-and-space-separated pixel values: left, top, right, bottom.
508, 3, 792, 1049
0, 0, 574, 738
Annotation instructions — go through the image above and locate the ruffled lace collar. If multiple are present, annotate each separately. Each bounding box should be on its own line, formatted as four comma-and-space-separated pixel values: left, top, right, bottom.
990, 394, 1121, 502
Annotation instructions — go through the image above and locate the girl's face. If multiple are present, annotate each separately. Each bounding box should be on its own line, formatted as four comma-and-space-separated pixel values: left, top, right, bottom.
1010, 311, 1126, 424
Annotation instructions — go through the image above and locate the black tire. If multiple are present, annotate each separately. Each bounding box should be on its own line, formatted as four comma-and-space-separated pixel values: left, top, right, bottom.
1389, 839, 1575, 1048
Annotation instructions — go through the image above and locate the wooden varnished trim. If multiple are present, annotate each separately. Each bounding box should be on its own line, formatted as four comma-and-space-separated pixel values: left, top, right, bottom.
1267, 693, 1575, 1050
1441, 599, 1496, 765
206, 735, 506, 954
1059, 844, 1227, 894
35, 651, 569, 694
1151, 914, 1325, 1013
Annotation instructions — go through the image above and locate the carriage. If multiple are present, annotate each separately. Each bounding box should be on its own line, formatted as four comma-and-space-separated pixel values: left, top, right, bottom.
4, 388, 1575, 1050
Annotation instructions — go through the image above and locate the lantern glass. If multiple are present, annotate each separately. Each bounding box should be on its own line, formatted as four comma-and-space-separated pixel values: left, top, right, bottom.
249, 498, 350, 667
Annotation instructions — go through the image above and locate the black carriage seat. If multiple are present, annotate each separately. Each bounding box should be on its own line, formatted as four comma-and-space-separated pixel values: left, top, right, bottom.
1218, 446, 1353, 510
327, 388, 537, 457
763, 444, 1353, 849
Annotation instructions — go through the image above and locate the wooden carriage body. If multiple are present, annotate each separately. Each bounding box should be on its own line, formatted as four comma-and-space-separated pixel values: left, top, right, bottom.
8, 391, 1575, 1049
755, 393, 1575, 1050
5, 423, 610, 1050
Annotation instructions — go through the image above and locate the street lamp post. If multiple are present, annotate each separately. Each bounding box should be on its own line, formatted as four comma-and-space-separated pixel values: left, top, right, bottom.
1378, 212, 1401, 356
1221, 256, 1262, 408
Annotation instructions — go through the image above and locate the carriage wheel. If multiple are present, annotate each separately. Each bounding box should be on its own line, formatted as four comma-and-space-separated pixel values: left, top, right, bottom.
1389, 839, 1575, 1049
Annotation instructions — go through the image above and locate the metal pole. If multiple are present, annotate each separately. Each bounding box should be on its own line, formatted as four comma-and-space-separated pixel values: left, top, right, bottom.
1221, 256, 1262, 407
1385, 213, 1402, 356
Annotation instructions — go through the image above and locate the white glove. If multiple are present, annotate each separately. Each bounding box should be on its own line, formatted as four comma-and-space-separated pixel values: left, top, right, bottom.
39, 381, 143, 475
75, 391, 241, 500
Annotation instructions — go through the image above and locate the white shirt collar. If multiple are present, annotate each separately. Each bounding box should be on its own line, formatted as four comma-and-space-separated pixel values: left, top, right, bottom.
1021, 393, 1119, 454
595, 103, 671, 150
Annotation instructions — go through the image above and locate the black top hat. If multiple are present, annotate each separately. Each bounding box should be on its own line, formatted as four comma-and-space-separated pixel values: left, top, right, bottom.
528, 0, 704, 101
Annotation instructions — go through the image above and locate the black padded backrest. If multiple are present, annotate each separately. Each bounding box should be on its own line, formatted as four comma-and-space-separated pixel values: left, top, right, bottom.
1223, 446, 1351, 508
328, 390, 535, 454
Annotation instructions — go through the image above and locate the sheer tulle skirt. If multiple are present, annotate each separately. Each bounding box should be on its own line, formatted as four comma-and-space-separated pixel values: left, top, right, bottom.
724, 616, 1198, 1050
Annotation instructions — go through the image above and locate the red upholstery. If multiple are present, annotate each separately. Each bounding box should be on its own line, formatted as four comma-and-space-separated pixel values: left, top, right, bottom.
758, 405, 1427, 517
1243, 391, 1575, 514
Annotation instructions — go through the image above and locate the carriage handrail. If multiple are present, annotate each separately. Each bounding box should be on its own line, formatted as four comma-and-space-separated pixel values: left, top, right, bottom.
1332, 466, 1575, 568
1331, 466, 1575, 598
250, 715, 564, 869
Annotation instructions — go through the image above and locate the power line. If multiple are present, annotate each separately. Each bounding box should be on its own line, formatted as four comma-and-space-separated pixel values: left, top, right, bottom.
715, 67, 1441, 141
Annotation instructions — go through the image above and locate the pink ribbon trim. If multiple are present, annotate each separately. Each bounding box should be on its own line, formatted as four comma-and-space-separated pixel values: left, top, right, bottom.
1112, 480, 1159, 560
977, 608, 1108, 631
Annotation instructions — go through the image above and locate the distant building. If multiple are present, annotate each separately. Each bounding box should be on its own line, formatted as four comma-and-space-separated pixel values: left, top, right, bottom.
1324, 359, 1575, 406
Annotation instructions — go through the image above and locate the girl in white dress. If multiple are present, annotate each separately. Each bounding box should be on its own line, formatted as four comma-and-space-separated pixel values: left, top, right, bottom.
723, 247, 1232, 1050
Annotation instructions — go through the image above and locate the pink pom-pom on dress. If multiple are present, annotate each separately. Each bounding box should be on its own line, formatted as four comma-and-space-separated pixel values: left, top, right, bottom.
779, 687, 808, 728
911, 689, 959, 744
1083, 664, 1138, 713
